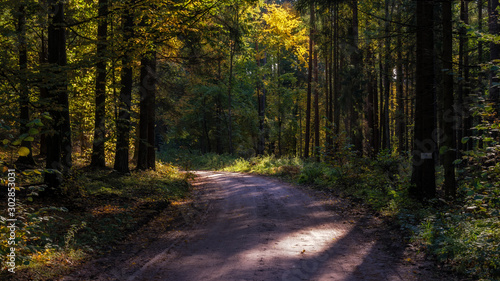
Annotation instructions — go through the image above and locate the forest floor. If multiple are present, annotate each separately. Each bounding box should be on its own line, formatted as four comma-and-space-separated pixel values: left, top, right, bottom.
59, 171, 465, 281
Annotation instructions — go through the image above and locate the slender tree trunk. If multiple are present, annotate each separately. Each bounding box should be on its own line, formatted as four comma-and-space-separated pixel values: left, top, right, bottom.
442, 0, 457, 198
383, 0, 392, 151
366, 48, 377, 156
304, 2, 314, 158
458, 0, 470, 154
411, 0, 436, 200
137, 52, 156, 170
373, 61, 380, 155
325, 8, 334, 157
333, 2, 340, 140
396, 24, 405, 154
350, 0, 363, 154
379, 56, 385, 152
216, 60, 223, 154
313, 41, 320, 161
227, 41, 234, 155
39, 30, 48, 157
91, 0, 108, 168
256, 41, 265, 156
490, 0, 500, 111
16, 2, 35, 166
45, 0, 70, 187
114, 8, 134, 174
277, 48, 283, 157
146, 52, 156, 170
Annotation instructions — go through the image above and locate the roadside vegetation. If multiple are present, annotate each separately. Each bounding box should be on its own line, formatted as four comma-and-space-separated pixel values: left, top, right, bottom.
0, 160, 191, 280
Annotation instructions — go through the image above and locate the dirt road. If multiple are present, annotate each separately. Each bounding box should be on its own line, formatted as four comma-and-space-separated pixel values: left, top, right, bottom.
62, 171, 456, 281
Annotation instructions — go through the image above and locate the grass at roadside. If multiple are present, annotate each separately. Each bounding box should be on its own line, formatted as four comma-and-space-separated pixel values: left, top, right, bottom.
161, 149, 499, 281
0, 161, 191, 281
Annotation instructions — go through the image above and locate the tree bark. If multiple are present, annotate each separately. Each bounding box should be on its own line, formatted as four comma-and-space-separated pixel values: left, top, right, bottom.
137, 52, 156, 170
313, 41, 320, 161
16, 2, 35, 166
490, 0, 500, 111
458, 0, 471, 153
411, 0, 436, 200
45, 0, 71, 187
227, 40, 234, 155
304, 2, 314, 159
114, 8, 134, 174
91, 0, 108, 168
442, 0, 457, 198
256, 41, 265, 156
396, 23, 405, 154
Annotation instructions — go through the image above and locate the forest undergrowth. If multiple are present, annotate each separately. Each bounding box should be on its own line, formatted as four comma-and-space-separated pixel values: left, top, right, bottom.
0, 160, 191, 280
161, 148, 500, 281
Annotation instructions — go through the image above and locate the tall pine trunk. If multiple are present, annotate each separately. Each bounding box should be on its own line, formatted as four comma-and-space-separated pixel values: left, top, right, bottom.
146, 53, 156, 170
442, 0, 457, 198
304, 2, 314, 158
114, 8, 134, 173
227, 40, 234, 155
313, 42, 320, 160
256, 41, 265, 156
396, 23, 405, 154
91, 0, 108, 168
16, 2, 35, 166
137, 52, 156, 170
490, 0, 500, 110
411, 0, 436, 200
45, 0, 71, 187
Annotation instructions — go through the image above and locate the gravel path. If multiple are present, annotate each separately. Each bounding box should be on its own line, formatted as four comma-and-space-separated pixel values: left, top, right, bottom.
61, 171, 458, 281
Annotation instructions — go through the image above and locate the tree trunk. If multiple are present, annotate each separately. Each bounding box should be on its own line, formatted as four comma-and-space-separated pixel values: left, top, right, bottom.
313, 41, 320, 161
442, 0, 457, 198
137, 52, 156, 170
91, 0, 108, 168
256, 41, 265, 156
383, 0, 392, 151
396, 24, 405, 154
16, 3, 35, 166
366, 48, 377, 156
304, 2, 314, 159
227, 41, 234, 155
114, 9, 134, 174
350, 0, 363, 154
411, 0, 436, 200
45, 0, 70, 187
146, 53, 156, 170
333, 2, 341, 139
490, 0, 500, 111
458, 0, 471, 153
39, 30, 48, 157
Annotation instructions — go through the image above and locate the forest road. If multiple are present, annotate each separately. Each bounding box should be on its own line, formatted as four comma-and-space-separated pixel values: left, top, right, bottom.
61, 171, 456, 281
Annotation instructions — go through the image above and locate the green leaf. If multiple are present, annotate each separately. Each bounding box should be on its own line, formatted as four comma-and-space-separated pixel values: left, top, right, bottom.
12, 139, 21, 146
35, 119, 44, 126
18, 147, 30, 157
41, 113, 52, 120
439, 145, 449, 155
461, 137, 470, 144
28, 128, 39, 135
24, 136, 34, 142
26, 120, 36, 127
2, 139, 9, 145
452, 159, 462, 165
27, 197, 33, 202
